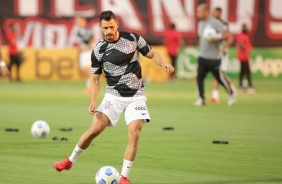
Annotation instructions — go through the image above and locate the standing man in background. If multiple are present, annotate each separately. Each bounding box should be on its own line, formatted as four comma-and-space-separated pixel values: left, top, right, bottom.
76, 16, 96, 93
194, 4, 236, 106
0, 41, 9, 77
236, 23, 256, 93
6, 23, 22, 81
209, 7, 236, 103
164, 23, 183, 81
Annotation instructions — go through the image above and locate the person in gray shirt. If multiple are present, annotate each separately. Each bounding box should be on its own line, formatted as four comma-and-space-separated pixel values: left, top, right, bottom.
194, 3, 236, 106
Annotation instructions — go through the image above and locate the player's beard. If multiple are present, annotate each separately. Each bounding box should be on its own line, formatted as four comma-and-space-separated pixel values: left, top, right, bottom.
104, 30, 118, 42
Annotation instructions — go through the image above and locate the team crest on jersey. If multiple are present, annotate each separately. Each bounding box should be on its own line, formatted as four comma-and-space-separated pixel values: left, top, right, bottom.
103, 100, 113, 110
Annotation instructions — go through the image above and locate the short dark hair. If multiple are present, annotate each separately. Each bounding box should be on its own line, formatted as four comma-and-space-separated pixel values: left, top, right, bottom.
198, 3, 210, 12
100, 10, 117, 22
215, 7, 222, 12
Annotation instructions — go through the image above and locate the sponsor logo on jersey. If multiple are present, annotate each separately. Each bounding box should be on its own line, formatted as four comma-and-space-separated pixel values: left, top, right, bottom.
135, 105, 146, 111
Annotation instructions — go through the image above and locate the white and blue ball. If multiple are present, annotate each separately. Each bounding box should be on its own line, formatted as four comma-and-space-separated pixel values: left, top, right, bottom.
31, 120, 50, 138
202, 26, 217, 40
95, 166, 120, 184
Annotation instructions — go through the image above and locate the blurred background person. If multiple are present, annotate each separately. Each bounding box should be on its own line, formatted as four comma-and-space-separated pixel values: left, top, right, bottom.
6, 23, 22, 81
236, 23, 256, 93
164, 23, 183, 81
194, 4, 235, 106
209, 7, 236, 103
75, 16, 96, 93
0, 41, 9, 77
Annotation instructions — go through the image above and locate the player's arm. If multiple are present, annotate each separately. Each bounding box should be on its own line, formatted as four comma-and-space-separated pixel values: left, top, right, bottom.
136, 33, 173, 74
220, 30, 233, 54
145, 49, 174, 74
208, 29, 230, 43
89, 49, 102, 115
88, 74, 101, 115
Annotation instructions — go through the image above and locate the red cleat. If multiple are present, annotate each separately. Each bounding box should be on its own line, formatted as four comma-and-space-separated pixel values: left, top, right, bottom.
119, 176, 131, 184
208, 97, 219, 103
53, 158, 72, 172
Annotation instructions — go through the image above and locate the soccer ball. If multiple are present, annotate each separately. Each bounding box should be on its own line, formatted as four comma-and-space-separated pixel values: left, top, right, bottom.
95, 166, 120, 184
31, 120, 50, 138
202, 26, 217, 40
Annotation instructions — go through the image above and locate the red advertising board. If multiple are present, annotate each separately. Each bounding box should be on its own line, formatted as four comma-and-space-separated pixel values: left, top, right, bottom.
0, 0, 281, 47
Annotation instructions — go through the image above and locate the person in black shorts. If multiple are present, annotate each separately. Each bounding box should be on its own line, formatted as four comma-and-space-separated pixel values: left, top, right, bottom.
194, 4, 235, 106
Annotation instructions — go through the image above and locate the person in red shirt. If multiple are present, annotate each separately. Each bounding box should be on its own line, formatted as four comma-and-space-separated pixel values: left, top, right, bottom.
164, 23, 183, 80
236, 23, 255, 92
6, 23, 22, 81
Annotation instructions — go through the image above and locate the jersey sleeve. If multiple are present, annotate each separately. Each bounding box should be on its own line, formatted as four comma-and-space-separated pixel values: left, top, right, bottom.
213, 19, 226, 32
91, 50, 102, 74
136, 34, 151, 56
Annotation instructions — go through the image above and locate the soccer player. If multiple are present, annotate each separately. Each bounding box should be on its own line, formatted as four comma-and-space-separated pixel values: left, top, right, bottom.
0, 41, 9, 77
75, 16, 96, 93
53, 10, 174, 184
6, 23, 22, 81
164, 23, 183, 81
194, 4, 236, 106
209, 7, 236, 103
236, 23, 255, 93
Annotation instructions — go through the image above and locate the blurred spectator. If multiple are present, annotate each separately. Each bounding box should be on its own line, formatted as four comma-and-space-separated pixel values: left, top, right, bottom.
236, 23, 256, 93
209, 7, 236, 103
164, 23, 183, 81
75, 16, 96, 93
6, 23, 23, 81
0, 41, 9, 77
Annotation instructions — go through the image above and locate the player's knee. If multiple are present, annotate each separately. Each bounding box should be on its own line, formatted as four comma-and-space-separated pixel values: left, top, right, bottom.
87, 127, 101, 139
87, 120, 107, 139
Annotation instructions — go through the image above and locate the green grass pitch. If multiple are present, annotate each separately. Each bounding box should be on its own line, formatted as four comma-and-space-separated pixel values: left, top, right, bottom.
0, 78, 282, 184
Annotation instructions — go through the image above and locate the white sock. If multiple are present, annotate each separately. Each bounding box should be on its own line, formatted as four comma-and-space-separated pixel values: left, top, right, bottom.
212, 89, 219, 100
69, 145, 85, 164
121, 159, 133, 177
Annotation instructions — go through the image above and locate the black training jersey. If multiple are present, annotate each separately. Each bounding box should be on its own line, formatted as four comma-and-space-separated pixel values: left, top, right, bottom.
91, 32, 151, 97
77, 26, 93, 49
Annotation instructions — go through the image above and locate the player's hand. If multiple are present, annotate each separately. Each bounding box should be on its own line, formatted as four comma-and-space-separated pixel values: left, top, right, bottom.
221, 47, 227, 56
207, 38, 218, 44
162, 62, 174, 74
88, 101, 96, 115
